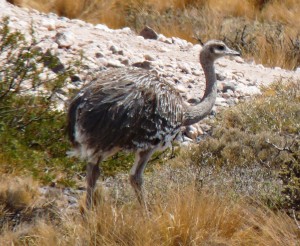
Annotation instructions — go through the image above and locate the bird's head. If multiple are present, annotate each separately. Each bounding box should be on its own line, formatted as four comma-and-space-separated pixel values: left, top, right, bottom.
200, 40, 240, 63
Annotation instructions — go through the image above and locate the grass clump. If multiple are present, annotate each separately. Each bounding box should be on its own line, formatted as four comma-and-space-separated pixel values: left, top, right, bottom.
14, 0, 300, 69
189, 80, 300, 217
1, 185, 300, 245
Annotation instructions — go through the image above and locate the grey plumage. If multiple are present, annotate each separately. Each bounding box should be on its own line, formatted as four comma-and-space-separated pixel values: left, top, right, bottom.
67, 40, 240, 208
68, 68, 183, 162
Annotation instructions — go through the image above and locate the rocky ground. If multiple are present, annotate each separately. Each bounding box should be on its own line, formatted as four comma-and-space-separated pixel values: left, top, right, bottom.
0, 0, 300, 211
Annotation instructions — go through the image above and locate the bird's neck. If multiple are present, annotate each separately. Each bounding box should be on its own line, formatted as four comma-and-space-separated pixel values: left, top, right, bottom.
182, 59, 217, 126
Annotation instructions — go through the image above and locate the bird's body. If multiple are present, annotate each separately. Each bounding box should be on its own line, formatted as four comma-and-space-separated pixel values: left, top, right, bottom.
68, 68, 183, 164
67, 40, 240, 208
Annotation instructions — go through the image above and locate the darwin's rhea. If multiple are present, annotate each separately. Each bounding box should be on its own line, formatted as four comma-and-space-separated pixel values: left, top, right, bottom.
67, 40, 240, 208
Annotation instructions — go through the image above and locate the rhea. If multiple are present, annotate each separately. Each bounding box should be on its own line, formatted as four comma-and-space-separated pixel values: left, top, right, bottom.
67, 40, 240, 208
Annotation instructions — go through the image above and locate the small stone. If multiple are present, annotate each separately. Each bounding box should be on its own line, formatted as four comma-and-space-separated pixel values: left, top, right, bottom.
157, 34, 173, 44
95, 52, 104, 58
107, 60, 124, 68
178, 62, 191, 74
236, 84, 261, 96
109, 45, 119, 54
139, 26, 158, 40
55, 31, 75, 48
132, 61, 151, 69
70, 74, 81, 83
144, 54, 156, 61
41, 19, 56, 30
185, 125, 198, 140
121, 59, 130, 66
215, 97, 228, 106
120, 27, 131, 34
216, 72, 226, 81
222, 81, 236, 92
94, 24, 113, 32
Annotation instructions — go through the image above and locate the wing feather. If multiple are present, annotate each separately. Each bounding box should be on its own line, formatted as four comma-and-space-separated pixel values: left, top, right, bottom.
68, 68, 184, 153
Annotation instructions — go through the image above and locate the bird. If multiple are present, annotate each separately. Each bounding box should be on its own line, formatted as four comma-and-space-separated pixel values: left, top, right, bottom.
67, 40, 240, 209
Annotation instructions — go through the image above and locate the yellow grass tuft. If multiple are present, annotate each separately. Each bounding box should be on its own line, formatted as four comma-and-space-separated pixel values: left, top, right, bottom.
0, 175, 39, 212
1, 184, 299, 245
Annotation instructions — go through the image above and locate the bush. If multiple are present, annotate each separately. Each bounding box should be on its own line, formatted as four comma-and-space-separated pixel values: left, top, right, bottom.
189, 80, 300, 216
0, 17, 83, 185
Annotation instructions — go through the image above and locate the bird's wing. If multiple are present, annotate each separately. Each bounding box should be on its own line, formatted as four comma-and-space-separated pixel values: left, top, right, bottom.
74, 69, 184, 151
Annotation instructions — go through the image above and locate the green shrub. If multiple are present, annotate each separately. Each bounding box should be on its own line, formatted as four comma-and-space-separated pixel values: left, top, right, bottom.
189, 80, 300, 216
0, 17, 83, 185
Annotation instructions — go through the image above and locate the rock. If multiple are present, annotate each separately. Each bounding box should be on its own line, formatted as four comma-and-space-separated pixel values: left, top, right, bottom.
55, 31, 75, 48
121, 27, 131, 34
121, 59, 130, 66
215, 97, 228, 106
184, 124, 204, 141
185, 125, 198, 140
94, 24, 113, 32
157, 34, 173, 44
95, 52, 104, 58
236, 84, 261, 96
178, 62, 192, 74
107, 60, 124, 68
70, 74, 81, 83
43, 50, 65, 73
172, 37, 189, 47
132, 61, 152, 69
216, 72, 226, 81
109, 45, 119, 54
139, 26, 158, 40
144, 54, 156, 61
41, 19, 56, 30
222, 81, 236, 92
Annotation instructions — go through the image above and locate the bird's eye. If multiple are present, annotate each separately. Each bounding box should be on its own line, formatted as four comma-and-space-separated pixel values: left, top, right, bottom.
217, 45, 225, 50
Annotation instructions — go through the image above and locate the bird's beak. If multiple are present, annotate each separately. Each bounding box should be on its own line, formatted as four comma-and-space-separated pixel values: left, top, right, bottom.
227, 48, 241, 56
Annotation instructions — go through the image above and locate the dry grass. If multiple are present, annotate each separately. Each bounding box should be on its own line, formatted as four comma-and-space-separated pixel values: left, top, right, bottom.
10, 0, 300, 69
0, 180, 299, 245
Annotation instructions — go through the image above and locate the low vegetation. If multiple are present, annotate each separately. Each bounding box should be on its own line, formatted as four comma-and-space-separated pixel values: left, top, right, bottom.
189, 81, 300, 218
0, 2, 300, 244
9, 0, 300, 70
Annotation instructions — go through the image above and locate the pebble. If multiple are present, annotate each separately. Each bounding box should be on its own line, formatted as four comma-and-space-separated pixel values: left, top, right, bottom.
41, 19, 56, 30
178, 62, 192, 74
236, 84, 261, 96
144, 54, 156, 61
139, 26, 158, 40
132, 61, 152, 69
109, 45, 120, 54
107, 59, 124, 68
215, 97, 228, 106
94, 23, 113, 32
55, 31, 75, 48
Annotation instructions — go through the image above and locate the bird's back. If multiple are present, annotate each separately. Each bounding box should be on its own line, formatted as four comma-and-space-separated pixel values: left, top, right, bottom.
67, 68, 184, 161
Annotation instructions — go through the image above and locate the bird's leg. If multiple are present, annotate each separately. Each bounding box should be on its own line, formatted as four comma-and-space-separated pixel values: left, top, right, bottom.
86, 158, 102, 209
129, 149, 154, 209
